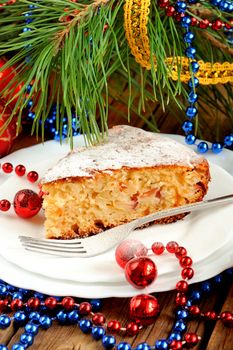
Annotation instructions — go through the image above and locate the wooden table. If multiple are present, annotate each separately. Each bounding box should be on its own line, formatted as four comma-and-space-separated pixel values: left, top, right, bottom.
0, 133, 232, 350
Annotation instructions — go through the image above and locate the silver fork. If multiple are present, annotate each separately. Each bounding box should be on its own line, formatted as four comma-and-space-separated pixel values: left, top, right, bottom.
19, 194, 233, 258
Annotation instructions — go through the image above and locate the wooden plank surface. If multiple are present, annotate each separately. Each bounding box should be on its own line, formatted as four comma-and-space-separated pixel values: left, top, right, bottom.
0, 130, 232, 350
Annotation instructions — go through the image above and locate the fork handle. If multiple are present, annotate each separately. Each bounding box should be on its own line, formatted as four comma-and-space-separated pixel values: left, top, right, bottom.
132, 193, 233, 229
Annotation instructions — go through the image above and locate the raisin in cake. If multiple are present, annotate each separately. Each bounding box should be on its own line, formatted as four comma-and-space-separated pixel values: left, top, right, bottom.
41, 125, 210, 239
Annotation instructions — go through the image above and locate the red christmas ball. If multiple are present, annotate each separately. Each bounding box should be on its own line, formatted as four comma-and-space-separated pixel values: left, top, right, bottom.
115, 239, 148, 268
166, 5, 175, 16
179, 256, 192, 268
212, 20, 223, 30
184, 332, 199, 346
205, 311, 217, 320
92, 313, 106, 326
27, 171, 39, 183
44, 297, 58, 310
10, 299, 23, 311
199, 19, 210, 29
0, 299, 9, 312
152, 242, 165, 255
166, 241, 178, 253
125, 257, 157, 289
79, 302, 92, 315
220, 311, 233, 327
107, 320, 121, 333
126, 322, 139, 336
13, 189, 42, 218
189, 305, 200, 316
61, 297, 75, 310
2, 162, 13, 173
129, 294, 159, 326
175, 247, 187, 259
176, 280, 189, 293
15, 164, 26, 177
0, 199, 11, 211
175, 294, 187, 306
181, 267, 194, 280
170, 340, 183, 349
27, 297, 40, 310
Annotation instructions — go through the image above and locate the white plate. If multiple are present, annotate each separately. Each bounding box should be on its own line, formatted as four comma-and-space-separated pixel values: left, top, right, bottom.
0, 134, 232, 297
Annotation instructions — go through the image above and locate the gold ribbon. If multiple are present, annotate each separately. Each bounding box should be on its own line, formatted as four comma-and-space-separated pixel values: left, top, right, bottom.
124, 0, 233, 84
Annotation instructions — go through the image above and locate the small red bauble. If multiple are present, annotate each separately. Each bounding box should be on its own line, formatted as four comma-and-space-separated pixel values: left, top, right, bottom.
212, 20, 223, 30
189, 305, 200, 316
15, 164, 26, 177
107, 320, 121, 333
126, 321, 139, 336
184, 332, 199, 345
10, 299, 23, 311
190, 17, 198, 26
179, 256, 192, 268
129, 294, 159, 326
166, 241, 178, 253
27, 297, 40, 310
199, 19, 210, 29
61, 297, 75, 310
225, 20, 233, 30
181, 267, 194, 280
152, 242, 165, 255
170, 340, 183, 349
125, 257, 157, 289
13, 189, 42, 218
44, 297, 57, 310
220, 311, 233, 327
79, 302, 92, 315
92, 313, 106, 326
166, 5, 175, 16
205, 311, 217, 320
0, 199, 11, 211
175, 295, 187, 306
2, 162, 13, 173
115, 239, 148, 268
176, 280, 189, 293
175, 247, 187, 259
158, 0, 169, 8
27, 171, 39, 183
0, 299, 9, 312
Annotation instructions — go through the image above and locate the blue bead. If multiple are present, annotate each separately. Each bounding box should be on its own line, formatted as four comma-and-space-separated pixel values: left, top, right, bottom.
185, 134, 196, 145
175, 1, 187, 12
197, 142, 209, 153
67, 310, 80, 324
214, 274, 223, 284
224, 134, 233, 146
117, 342, 131, 350
12, 344, 25, 350
0, 345, 8, 350
56, 311, 67, 324
79, 319, 92, 333
27, 100, 33, 108
39, 316, 52, 329
185, 47, 196, 59
228, 3, 233, 12
176, 309, 189, 320
186, 300, 192, 307
135, 343, 151, 350
188, 0, 198, 2
168, 332, 182, 341
182, 120, 193, 133
20, 333, 34, 347
211, 142, 223, 154
155, 339, 169, 349
191, 61, 200, 73
6, 284, 15, 292
27, 112, 35, 120
0, 315, 11, 329
188, 77, 199, 88
219, 1, 229, 10
173, 320, 187, 333
181, 16, 191, 28
24, 323, 39, 335
91, 326, 105, 340
186, 107, 197, 119
0, 284, 7, 296
23, 27, 32, 32
13, 311, 27, 325
211, 0, 221, 5
201, 281, 212, 293
225, 268, 233, 277
102, 335, 116, 349
183, 31, 195, 43
190, 290, 202, 301
28, 312, 41, 324
188, 91, 198, 103
33, 292, 45, 301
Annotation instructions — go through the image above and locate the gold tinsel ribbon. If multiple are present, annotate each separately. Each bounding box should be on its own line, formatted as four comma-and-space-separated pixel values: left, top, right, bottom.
124, 0, 233, 84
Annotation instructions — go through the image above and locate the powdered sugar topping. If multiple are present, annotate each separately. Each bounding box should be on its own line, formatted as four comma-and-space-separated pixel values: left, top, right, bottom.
42, 125, 204, 183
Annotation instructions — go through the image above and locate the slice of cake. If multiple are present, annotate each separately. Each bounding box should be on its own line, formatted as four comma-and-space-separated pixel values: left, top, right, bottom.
41, 125, 210, 239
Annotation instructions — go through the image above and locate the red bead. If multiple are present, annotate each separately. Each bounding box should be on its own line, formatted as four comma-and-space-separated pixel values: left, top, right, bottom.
175, 295, 187, 306
44, 297, 58, 310
125, 257, 157, 289
0, 199, 11, 211
92, 313, 106, 326
181, 267, 194, 280
190, 17, 198, 26
27, 297, 40, 310
174, 13, 185, 22
27, 171, 39, 183
166, 241, 178, 253
79, 302, 92, 315
61, 297, 75, 310
15, 164, 26, 177
0, 299, 9, 312
212, 20, 223, 30
189, 305, 200, 316
199, 19, 210, 29
2, 162, 13, 173
170, 340, 183, 349
158, 0, 169, 8
152, 242, 165, 255
10, 299, 23, 311
176, 280, 189, 293
205, 311, 218, 320
13, 189, 42, 218
166, 5, 175, 16
126, 322, 139, 336
184, 333, 199, 346
175, 247, 187, 259
107, 320, 121, 333
225, 20, 233, 30
220, 311, 233, 327
115, 239, 148, 268
179, 256, 193, 268
129, 294, 159, 326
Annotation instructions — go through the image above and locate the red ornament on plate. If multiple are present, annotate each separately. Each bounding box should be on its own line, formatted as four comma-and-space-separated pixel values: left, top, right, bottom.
129, 294, 160, 326
125, 257, 157, 289
13, 189, 42, 218
115, 239, 148, 268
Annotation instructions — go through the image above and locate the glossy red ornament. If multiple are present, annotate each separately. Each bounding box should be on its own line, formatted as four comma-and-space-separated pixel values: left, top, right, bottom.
190, 17, 199, 26
0, 299, 9, 312
166, 241, 178, 253
126, 321, 139, 336
115, 239, 148, 268
10, 299, 23, 311
176, 280, 189, 293
107, 320, 121, 333
184, 333, 199, 346
152, 242, 165, 255
181, 267, 194, 280
158, 0, 169, 8
166, 5, 175, 16
125, 257, 157, 289
179, 256, 192, 268
199, 19, 210, 29
61, 297, 75, 310
205, 311, 217, 320
27, 171, 39, 183
2, 162, 13, 173
0, 199, 11, 211
212, 20, 223, 30
79, 302, 92, 315
175, 294, 187, 306
129, 294, 160, 326
225, 20, 233, 30
220, 311, 233, 327
189, 305, 200, 316
27, 297, 40, 310
92, 313, 106, 326
13, 189, 42, 218
175, 247, 187, 259
44, 297, 57, 310
170, 340, 183, 349
15, 164, 26, 177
